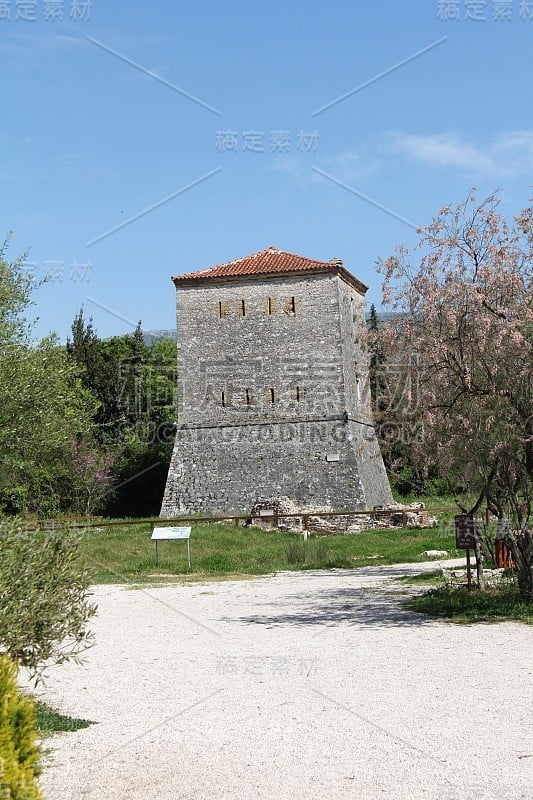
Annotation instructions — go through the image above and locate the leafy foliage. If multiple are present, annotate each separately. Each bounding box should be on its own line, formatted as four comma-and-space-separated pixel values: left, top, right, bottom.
0, 654, 43, 800
0, 245, 176, 517
67, 309, 176, 517
70, 437, 114, 516
367, 305, 434, 496
34, 702, 93, 734
0, 235, 34, 346
0, 243, 101, 515
285, 537, 338, 567
377, 192, 532, 598
0, 338, 101, 515
0, 517, 97, 681
405, 585, 532, 624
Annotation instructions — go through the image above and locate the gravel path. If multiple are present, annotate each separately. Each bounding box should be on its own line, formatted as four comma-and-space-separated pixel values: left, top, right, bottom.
34, 562, 532, 800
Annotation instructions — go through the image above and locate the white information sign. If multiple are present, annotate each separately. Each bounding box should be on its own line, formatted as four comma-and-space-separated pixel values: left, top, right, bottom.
151, 526, 191, 568
151, 526, 191, 540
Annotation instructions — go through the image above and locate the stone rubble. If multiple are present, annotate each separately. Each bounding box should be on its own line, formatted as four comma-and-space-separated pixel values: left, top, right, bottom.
248, 497, 439, 534
441, 566, 511, 587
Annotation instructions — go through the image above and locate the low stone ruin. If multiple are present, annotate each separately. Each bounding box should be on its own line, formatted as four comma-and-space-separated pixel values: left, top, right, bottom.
248, 497, 438, 534
441, 566, 510, 587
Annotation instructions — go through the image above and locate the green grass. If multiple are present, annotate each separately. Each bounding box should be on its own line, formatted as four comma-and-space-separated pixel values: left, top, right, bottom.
396, 570, 445, 585
404, 585, 532, 624
35, 701, 94, 734
74, 517, 460, 584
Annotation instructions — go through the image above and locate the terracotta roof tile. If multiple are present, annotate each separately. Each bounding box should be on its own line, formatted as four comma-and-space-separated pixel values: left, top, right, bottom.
173, 247, 367, 293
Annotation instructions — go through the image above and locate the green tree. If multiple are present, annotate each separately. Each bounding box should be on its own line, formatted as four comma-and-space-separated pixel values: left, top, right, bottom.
0, 517, 96, 681
0, 242, 100, 514
66, 311, 177, 516
108, 333, 176, 517
367, 304, 385, 405
0, 235, 33, 346
367, 306, 433, 497
1, 337, 102, 514
67, 308, 103, 396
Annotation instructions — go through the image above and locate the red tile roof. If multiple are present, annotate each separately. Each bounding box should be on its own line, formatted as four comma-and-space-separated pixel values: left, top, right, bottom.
172, 247, 368, 293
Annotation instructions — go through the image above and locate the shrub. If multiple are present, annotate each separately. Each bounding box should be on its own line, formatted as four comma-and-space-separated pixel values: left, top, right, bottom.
0, 517, 97, 682
35, 702, 93, 735
285, 538, 306, 564
405, 584, 532, 624
0, 654, 43, 800
0, 488, 27, 516
285, 537, 336, 567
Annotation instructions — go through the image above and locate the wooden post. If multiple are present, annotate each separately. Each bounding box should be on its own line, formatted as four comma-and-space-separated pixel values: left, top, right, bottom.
466, 549, 472, 591
473, 535, 485, 590
303, 515, 309, 541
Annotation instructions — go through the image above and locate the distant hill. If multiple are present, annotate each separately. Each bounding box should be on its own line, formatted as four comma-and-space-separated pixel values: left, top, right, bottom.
142, 329, 176, 346
371, 312, 400, 323
365, 311, 404, 329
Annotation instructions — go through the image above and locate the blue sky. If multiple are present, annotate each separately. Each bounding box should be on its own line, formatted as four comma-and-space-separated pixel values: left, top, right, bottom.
2, 0, 532, 341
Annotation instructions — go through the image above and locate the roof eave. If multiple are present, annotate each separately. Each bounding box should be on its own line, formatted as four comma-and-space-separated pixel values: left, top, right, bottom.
172, 267, 368, 295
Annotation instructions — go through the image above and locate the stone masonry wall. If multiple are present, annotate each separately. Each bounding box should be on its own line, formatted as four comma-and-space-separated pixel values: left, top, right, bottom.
161, 270, 392, 516
176, 273, 345, 425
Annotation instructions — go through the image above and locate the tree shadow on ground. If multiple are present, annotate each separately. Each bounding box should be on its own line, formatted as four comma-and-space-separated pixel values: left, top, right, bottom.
223, 583, 438, 629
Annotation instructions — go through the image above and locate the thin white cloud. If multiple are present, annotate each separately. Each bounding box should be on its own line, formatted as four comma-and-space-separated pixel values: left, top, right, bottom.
389, 131, 533, 176
0, 31, 88, 57
0, 29, 171, 59
271, 150, 380, 186
317, 152, 380, 182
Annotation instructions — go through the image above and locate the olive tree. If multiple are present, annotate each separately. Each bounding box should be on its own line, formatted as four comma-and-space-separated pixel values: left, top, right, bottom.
0, 517, 96, 682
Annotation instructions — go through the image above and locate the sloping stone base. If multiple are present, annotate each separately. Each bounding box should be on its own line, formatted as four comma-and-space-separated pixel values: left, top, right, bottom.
161, 418, 392, 517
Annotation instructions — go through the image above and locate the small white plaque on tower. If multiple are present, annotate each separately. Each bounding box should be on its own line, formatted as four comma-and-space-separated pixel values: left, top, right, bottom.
326, 454, 340, 462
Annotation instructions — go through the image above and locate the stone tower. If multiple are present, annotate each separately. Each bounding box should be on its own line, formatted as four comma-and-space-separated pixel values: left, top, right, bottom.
161, 247, 392, 516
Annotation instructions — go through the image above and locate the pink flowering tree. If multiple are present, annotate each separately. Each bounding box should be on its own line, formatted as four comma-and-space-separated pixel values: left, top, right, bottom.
376, 192, 532, 599
70, 437, 115, 516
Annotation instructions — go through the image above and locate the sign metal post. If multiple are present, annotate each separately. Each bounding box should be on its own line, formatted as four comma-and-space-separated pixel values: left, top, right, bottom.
151, 526, 192, 569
